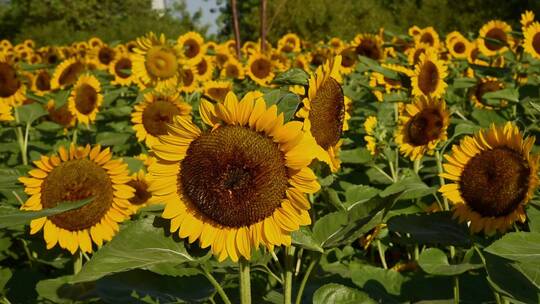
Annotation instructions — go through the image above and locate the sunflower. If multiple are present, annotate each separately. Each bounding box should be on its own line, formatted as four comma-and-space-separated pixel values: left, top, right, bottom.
408, 26, 422, 37
328, 37, 344, 53
278, 33, 301, 53
67, 75, 102, 125
179, 66, 199, 93
270, 50, 290, 72
147, 91, 320, 262
414, 27, 440, 48
523, 22, 540, 60
127, 170, 158, 210
478, 20, 512, 57
203, 81, 233, 103
242, 41, 259, 56
221, 58, 245, 80
131, 92, 192, 149
90, 44, 116, 70
440, 123, 539, 234
177, 32, 206, 65
411, 49, 447, 98
447, 34, 470, 59
292, 54, 310, 72
195, 56, 215, 82
0, 55, 26, 106
353, 34, 384, 61
132, 33, 183, 93
310, 47, 331, 67
0, 101, 13, 121
88, 37, 104, 49
364, 116, 378, 156
19, 145, 135, 254
215, 46, 232, 69
31, 70, 52, 96
109, 53, 136, 87
47, 100, 75, 129
296, 56, 350, 172
246, 52, 274, 86
337, 46, 357, 74
469, 77, 506, 110
521, 10, 535, 32
406, 43, 432, 66
395, 96, 449, 161
51, 57, 86, 90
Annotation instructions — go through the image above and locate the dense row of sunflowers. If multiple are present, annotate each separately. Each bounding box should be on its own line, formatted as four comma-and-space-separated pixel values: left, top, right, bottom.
1, 9, 540, 304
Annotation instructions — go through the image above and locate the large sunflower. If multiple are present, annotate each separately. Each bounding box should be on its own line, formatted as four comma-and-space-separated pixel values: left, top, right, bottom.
440, 123, 539, 234
478, 20, 513, 57
296, 56, 350, 172
68, 75, 103, 125
109, 53, 136, 87
131, 92, 192, 149
177, 32, 206, 65
19, 144, 135, 254
246, 52, 274, 87
0, 55, 26, 106
132, 33, 183, 93
147, 91, 320, 261
395, 96, 449, 161
411, 49, 447, 98
523, 22, 540, 60
51, 57, 86, 90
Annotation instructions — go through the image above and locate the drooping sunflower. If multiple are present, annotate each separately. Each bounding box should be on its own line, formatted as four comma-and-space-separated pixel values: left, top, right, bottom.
109, 53, 136, 87
0, 55, 26, 106
241, 41, 258, 56
469, 77, 506, 110
47, 100, 75, 129
353, 34, 384, 61
177, 32, 206, 65
51, 57, 86, 90
478, 20, 513, 57
214, 45, 232, 69
246, 52, 274, 86
411, 49, 447, 98
414, 27, 440, 48
179, 66, 199, 93
131, 92, 192, 149
31, 70, 52, 96
67, 75, 103, 125
296, 56, 350, 172
521, 10, 535, 32
132, 33, 183, 93
395, 96, 449, 161
221, 58, 245, 80
19, 144, 135, 254
523, 22, 540, 60
195, 56, 215, 82
203, 81, 232, 103
0, 101, 13, 121
440, 123, 539, 234
278, 33, 301, 53
364, 116, 378, 156
148, 91, 320, 261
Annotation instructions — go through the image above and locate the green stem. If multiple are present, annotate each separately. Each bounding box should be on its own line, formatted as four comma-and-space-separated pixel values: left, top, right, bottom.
284, 246, 296, 304
295, 254, 320, 304
73, 251, 83, 274
239, 258, 251, 304
453, 275, 460, 304
202, 267, 232, 304
377, 240, 388, 269
14, 107, 28, 165
71, 127, 78, 145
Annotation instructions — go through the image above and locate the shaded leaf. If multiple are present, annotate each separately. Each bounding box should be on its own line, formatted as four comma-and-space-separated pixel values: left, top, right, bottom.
272, 68, 309, 86
418, 248, 482, 276
292, 227, 324, 253
485, 232, 540, 264
313, 283, 376, 304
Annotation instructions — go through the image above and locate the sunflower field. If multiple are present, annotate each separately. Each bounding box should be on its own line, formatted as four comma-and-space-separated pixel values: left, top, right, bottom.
1, 7, 540, 304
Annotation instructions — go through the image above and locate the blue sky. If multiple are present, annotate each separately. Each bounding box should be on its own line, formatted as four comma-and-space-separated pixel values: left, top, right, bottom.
184, 0, 223, 34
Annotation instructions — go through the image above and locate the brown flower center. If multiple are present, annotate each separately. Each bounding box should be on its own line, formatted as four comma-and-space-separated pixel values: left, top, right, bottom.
0, 62, 21, 98
250, 58, 272, 79
413, 48, 426, 65
114, 58, 132, 78
309, 77, 345, 150
183, 39, 200, 59
35, 70, 51, 91
41, 159, 114, 231
474, 80, 503, 105
417, 61, 439, 95
48, 104, 74, 127
145, 46, 178, 78
98, 46, 115, 65
225, 63, 240, 78
207, 86, 230, 102
75, 84, 98, 115
340, 48, 357, 68
453, 42, 466, 54
180, 126, 288, 227
142, 100, 181, 136
406, 108, 444, 146
532, 32, 540, 55
127, 179, 152, 205
460, 148, 530, 217
420, 32, 435, 46
196, 58, 208, 75
182, 69, 194, 86
58, 61, 85, 88
355, 38, 382, 60
485, 28, 507, 51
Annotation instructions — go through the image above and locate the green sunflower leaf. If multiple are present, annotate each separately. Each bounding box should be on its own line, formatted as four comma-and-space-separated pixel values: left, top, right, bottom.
292, 227, 324, 253
485, 232, 540, 264
16, 103, 48, 124
313, 283, 376, 304
271, 68, 309, 86
71, 217, 196, 283
0, 197, 94, 229
418, 248, 482, 276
